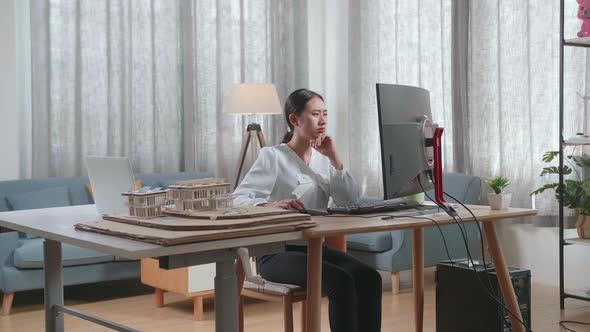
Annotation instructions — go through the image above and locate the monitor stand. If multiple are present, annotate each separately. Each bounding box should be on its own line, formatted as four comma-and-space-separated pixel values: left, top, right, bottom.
432, 126, 457, 216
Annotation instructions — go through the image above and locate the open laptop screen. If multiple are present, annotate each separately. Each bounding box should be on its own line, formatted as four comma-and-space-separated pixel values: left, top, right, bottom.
85, 156, 136, 214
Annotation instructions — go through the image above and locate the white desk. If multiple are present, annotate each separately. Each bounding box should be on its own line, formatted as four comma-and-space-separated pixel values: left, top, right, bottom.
2, 204, 536, 332
0, 205, 304, 332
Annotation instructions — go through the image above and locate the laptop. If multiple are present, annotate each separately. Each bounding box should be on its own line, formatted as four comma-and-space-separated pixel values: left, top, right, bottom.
85, 156, 136, 214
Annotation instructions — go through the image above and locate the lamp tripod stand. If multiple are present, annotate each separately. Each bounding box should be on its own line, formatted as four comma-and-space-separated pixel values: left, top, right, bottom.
234, 123, 267, 189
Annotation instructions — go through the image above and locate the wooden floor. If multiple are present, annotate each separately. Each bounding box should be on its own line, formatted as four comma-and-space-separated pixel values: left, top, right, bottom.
2, 268, 590, 331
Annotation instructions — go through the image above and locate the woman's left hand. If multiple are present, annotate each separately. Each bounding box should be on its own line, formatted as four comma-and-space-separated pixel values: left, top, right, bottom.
311, 134, 334, 157
312, 135, 343, 170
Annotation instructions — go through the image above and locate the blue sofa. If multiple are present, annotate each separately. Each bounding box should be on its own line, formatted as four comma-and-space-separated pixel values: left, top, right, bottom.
346, 173, 482, 294
0, 171, 210, 315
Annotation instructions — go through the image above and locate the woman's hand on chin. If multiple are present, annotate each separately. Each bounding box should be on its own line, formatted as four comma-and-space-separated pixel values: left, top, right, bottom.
312, 135, 343, 170
311, 134, 335, 157
259, 199, 305, 211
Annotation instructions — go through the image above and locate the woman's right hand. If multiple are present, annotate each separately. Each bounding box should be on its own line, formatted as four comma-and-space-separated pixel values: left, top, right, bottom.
260, 199, 305, 211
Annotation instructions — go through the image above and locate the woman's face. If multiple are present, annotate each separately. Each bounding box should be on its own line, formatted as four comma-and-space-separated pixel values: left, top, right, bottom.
291, 96, 327, 140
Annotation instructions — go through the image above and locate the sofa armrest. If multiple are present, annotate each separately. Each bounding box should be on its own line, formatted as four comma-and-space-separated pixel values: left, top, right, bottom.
0, 231, 20, 267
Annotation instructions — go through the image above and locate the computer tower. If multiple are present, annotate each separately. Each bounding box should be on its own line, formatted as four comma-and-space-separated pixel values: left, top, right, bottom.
436, 259, 531, 332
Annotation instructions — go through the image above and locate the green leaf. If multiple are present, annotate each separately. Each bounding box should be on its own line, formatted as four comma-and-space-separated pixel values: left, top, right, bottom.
542, 151, 559, 163
540, 167, 558, 176
573, 155, 590, 169
540, 166, 572, 176
530, 183, 559, 196
534, 151, 590, 212
560, 180, 587, 210
486, 176, 510, 194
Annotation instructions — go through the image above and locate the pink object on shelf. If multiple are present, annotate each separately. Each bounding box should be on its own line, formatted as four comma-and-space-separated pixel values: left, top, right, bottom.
578, 0, 590, 37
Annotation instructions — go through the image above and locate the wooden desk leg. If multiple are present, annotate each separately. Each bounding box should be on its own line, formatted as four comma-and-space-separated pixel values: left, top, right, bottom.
482, 220, 525, 332
412, 228, 424, 332
325, 234, 347, 252
306, 237, 323, 332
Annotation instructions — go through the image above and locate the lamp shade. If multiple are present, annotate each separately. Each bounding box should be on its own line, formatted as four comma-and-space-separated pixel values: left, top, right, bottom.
225, 83, 282, 115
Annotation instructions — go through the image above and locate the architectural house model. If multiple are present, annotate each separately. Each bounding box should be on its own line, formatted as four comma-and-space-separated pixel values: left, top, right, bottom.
122, 189, 168, 218
167, 178, 233, 211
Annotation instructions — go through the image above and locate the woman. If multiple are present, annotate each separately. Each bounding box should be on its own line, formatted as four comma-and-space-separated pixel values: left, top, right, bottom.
233, 88, 382, 332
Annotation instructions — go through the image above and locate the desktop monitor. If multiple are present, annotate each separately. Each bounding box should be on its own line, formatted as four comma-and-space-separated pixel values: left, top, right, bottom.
376, 83, 435, 200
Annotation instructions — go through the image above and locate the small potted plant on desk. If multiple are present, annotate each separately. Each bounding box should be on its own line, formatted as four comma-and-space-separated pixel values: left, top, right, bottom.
486, 176, 511, 210
531, 151, 590, 238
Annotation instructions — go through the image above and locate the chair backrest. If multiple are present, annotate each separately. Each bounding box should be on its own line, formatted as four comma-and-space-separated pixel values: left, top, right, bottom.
237, 248, 266, 285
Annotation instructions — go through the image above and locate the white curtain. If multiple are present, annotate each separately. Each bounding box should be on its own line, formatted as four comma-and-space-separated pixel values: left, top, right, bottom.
30, 0, 307, 180
31, 0, 183, 177
31, 0, 579, 222
467, 0, 587, 223
350, 0, 453, 197
184, 0, 307, 180
310, 0, 453, 197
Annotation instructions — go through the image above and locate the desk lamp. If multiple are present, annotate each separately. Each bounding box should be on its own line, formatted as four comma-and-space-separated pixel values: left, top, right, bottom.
226, 83, 282, 189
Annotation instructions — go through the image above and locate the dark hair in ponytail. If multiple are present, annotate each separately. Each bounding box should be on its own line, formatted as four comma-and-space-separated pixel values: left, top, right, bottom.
281, 88, 324, 143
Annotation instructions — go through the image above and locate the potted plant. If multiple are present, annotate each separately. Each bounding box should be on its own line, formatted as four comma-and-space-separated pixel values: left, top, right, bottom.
531, 151, 590, 238
486, 176, 511, 210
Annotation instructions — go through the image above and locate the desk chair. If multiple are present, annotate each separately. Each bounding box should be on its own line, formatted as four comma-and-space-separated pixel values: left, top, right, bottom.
236, 255, 308, 332
235, 237, 345, 332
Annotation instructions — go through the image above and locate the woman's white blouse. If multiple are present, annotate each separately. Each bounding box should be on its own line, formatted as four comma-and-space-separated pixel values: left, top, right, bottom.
233, 144, 360, 209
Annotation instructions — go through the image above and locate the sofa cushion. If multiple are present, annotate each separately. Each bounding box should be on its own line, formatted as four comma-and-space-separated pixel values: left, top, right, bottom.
13, 238, 114, 269
6, 187, 71, 211
346, 232, 392, 253
6, 187, 73, 239
0, 177, 93, 212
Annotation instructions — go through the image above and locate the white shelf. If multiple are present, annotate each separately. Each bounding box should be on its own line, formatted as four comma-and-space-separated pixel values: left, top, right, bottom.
564, 289, 590, 300
563, 139, 590, 146
564, 237, 590, 246
564, 37, 590, 47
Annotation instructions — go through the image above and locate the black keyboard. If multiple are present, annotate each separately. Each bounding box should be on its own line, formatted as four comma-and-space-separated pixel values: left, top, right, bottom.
327, 198, 422, 215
